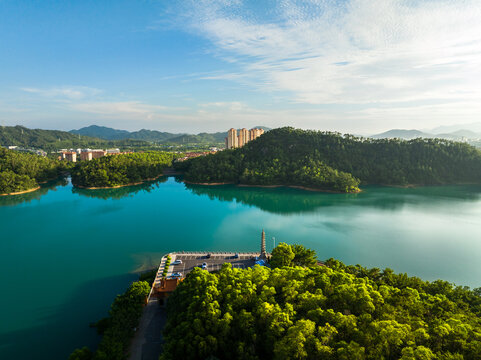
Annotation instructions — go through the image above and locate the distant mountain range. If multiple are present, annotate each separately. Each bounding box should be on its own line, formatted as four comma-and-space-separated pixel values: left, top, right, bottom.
70, 125, 272, 144
0, 125, 150, 151
0, 125, 273, 150
4, 124, 480, 151
370, 129, 481, 141
430, 122, 481, 134
70, 125, 181, 142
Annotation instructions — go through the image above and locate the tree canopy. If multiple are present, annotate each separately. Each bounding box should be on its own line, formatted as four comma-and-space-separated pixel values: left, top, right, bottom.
161, 246, 481, 360
0, 147, 63, 193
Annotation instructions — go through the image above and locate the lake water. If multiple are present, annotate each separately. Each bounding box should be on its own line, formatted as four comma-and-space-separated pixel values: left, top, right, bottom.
2, 176, 481, 359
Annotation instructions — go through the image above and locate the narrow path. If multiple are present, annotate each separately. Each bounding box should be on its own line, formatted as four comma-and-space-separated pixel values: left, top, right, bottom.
128, 298, 167, 360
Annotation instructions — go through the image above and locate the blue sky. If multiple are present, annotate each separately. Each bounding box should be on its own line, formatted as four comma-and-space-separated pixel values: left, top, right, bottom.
1, 0, 480, 134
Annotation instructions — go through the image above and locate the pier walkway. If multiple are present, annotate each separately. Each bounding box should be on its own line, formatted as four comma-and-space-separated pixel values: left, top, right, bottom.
128, 298, 166, 360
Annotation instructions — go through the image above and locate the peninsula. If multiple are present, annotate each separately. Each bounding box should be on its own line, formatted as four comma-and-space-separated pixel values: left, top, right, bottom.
0, 147, 64, 195
176, 127, 481, 193
69, 232, 481, 360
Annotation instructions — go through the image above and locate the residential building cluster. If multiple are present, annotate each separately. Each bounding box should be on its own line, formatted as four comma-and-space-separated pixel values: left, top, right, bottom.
225, 128, 265, 149
59, 148, 132, 162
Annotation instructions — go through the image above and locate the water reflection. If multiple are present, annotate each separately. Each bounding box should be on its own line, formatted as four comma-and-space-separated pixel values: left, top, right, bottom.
0, 178, 68, 207
184, 183, 481, 214
72, 176, 168, 200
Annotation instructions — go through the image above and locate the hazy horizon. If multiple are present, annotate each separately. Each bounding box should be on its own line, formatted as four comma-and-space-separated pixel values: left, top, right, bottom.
6, 122, 481, 138
1, 1, 480, 134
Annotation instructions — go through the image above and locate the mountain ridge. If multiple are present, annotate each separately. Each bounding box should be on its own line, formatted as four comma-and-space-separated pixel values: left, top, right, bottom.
0, 125, 150, 151
70, 125, 181, 142
371, 128, 481, 141
70, 125, 272, 144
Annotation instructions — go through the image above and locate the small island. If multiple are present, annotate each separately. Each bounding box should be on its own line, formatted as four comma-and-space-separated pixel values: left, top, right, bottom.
70, 152, 177, 189
175, 127, 481, 193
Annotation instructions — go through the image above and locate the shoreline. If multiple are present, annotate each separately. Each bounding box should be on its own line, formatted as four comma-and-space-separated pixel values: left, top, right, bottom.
0, 174, 64, 196
74, 174, 165, 190
0, 186, 41, 196
185, 181, 361, 194
183, 180, 234, 186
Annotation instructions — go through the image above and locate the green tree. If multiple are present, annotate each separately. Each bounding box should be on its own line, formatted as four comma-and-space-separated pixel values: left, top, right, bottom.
291, 244, 317, 267
270, 243, 295, 268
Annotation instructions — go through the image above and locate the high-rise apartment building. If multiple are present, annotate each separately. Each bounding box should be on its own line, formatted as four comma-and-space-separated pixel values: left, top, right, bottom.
238, 128, 248, 147
226, 128, 238, 149
249, 128, 264, 142
225, 127, 265, 149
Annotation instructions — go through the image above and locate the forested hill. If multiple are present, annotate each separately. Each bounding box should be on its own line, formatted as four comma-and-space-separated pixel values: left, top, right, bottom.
70, 125, 221, 143
177, 127, 481, 191
161, 244, 481, 360
70, 125, 180, 142
0, 125, 150, 151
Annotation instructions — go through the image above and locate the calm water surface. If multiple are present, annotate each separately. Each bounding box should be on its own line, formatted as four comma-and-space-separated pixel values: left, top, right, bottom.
2, 176, 481, 359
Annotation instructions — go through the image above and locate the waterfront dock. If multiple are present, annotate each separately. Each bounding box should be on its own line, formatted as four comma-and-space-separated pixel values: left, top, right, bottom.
128, 251, 269, 360
129, 230, 270, 360
152, 251, 267, 300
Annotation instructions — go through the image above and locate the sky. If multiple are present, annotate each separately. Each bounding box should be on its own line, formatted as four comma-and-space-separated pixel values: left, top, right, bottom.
0, 0, 480, 134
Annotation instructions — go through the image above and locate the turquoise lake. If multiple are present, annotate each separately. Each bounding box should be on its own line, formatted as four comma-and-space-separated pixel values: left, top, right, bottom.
2, 176, 481, 359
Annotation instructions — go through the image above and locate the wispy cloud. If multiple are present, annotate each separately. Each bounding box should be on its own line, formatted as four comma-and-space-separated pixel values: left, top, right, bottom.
69, 101, 170, 120
20, 86, 102, 100
177, 0, 481, 107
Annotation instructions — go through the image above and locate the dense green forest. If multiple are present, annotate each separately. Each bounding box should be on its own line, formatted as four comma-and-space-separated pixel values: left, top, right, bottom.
161, 243, 481, 360
0, 125, 152, 151
70, 152, 177, 188
176, 127, 481, 192
0, 148, 64, 194
178, 149, 360, 193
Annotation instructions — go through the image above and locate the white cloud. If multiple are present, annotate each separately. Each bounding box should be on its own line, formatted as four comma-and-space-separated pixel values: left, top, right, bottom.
200, 101, 248, 111
21, 86, 102, 100
178, 0, 481, 108
69, 101, 170, 120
